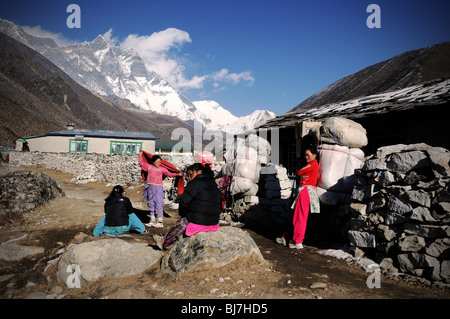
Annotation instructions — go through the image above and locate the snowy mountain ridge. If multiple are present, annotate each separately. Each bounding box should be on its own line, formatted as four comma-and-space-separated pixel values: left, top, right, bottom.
0, 19, 276, 134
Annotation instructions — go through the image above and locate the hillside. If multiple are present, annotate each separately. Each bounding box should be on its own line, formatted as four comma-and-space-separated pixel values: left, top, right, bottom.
0, 32, 194, 147
290, 41, 450, 113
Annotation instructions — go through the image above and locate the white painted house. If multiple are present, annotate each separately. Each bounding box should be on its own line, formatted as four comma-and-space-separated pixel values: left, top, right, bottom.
15, 125, 156, 155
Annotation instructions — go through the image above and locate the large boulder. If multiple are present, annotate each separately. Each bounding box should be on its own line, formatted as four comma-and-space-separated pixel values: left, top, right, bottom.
0, 169, 62, 223
57, 238, 162, 288
161, 226, 267, 277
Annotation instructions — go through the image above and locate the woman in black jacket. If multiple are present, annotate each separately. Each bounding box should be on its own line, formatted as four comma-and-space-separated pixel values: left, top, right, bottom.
154, 163, 222, 250
93, 185, 146, 236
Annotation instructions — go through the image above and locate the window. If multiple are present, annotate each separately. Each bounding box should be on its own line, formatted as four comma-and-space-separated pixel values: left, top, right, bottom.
110, 141, 142, 155
69, 139, 88, 153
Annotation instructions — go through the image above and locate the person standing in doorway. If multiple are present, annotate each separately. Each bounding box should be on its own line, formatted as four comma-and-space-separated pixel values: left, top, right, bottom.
276, 147, 320, 249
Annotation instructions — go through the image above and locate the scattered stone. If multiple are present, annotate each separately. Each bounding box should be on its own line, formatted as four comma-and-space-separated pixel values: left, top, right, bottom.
0, 243, 44, 261
309, 282, 327, 289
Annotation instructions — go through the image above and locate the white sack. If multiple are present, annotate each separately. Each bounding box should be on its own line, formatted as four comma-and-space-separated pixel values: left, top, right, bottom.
316, 186, 350, 206
318, 144, 349, 190
233, 158, 261, 182
235, 146, 258, 162
230, 176, 254, 195
321, 117, 368, 148
246, 134, 271, 156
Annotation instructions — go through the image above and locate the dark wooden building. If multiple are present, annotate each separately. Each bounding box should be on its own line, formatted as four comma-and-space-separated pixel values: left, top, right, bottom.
258, 78, 450, 177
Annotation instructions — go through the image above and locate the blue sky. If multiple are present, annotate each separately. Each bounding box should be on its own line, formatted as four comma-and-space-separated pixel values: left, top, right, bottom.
1, 0, 449, 117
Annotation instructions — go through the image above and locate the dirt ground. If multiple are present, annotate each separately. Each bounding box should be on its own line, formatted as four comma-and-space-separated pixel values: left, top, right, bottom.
0, 164, 449, 304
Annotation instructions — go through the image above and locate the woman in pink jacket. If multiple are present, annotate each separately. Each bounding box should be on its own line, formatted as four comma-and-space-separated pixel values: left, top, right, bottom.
139, 151, 183, 228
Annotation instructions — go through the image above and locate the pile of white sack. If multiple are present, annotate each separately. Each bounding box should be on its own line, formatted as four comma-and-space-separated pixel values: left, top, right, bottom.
310, 117, 368, 206
221, 134, 292, 222
224, 134, 271, 197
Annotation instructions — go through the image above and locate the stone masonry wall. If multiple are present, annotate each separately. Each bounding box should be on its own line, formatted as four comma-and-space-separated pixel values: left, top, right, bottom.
348, 143, 450, 283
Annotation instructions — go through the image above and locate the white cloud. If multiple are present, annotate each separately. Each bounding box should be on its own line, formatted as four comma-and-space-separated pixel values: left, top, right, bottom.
119, 28, 206, 89
22, 25, 75, 47
211, 68, 254, 86
118, 28, 254, 92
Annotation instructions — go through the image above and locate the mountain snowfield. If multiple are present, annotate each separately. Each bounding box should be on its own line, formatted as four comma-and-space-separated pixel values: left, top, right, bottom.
0, 19, 276, 134
192, 101, 275, 134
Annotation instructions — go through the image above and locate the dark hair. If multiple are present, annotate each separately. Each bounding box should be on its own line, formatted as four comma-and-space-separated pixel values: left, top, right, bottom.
106, 185, 125, 200
305, 145, 319, 161
187, 163, 214, 180
150, 155, 162, 164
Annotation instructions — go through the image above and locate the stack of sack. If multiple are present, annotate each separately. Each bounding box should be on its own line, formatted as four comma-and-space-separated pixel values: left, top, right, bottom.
309, 117, 367, 205
222, 134, 293, 227
225, 134, 271, 197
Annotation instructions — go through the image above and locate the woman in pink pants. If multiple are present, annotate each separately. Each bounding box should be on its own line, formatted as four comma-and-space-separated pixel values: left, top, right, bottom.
277, 147, 320, 249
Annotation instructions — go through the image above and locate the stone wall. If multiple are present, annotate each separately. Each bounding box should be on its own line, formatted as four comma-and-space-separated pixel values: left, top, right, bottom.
8, 152, 207, 186
348, 143, 450, 283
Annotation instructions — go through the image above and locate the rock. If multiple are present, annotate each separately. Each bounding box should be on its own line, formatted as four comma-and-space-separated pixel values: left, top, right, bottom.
429, 151, 450, 178
386, 151, 430, 174
440, 261, 450, 282
387, 196, 413, 214
347, 230, 376, 248
377, 225, 398, 241
398, 235, 426, 252
57, 238, 162, 287
309, 282, 327, 289
362, 158, 386, 171
425, 238, 450, 258
349, 203, 367, 216
161, 226, 266, 277
379, 258, 398, 274
0, 169, 62, 222
351, 185, 379, 202
0, 243, 44, 261
410, 206, 437, 223
384, 211, 409, 225
404, 190, 431, 207
25, 291, 47, 299
378, 171, 398, 186
403, 223, 449, 239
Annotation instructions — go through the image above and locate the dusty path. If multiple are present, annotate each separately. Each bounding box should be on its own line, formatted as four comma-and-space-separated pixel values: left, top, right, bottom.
0, 164, 449, 303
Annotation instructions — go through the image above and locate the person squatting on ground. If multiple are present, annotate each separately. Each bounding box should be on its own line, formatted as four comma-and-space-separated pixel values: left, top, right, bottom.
93, 185, 146, 236
153, 163, 222, 251
138, 151, 183, 228
276, 147, 320, 249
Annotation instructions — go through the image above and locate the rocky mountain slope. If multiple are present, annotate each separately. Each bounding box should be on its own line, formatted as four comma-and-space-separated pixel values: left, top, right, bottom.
290, 41, 450, 113
0, 31, 194, 147
0, 19, 275, 134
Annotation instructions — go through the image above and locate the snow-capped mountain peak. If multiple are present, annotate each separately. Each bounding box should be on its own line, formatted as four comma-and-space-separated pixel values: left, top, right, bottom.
0, 19, 275, 134
192, 101, 276, 134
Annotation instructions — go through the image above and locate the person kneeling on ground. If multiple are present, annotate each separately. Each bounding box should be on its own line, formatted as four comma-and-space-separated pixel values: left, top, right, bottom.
154, 163, 222, 250
93, 185, 146, 236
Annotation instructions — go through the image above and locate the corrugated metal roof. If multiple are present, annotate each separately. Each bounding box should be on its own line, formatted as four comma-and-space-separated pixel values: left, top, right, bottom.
259, 78, 450, 129
47, 129, 157, 140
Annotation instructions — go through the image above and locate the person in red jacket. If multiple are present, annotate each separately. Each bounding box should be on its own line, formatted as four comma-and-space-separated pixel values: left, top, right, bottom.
277, 147, 320, 249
